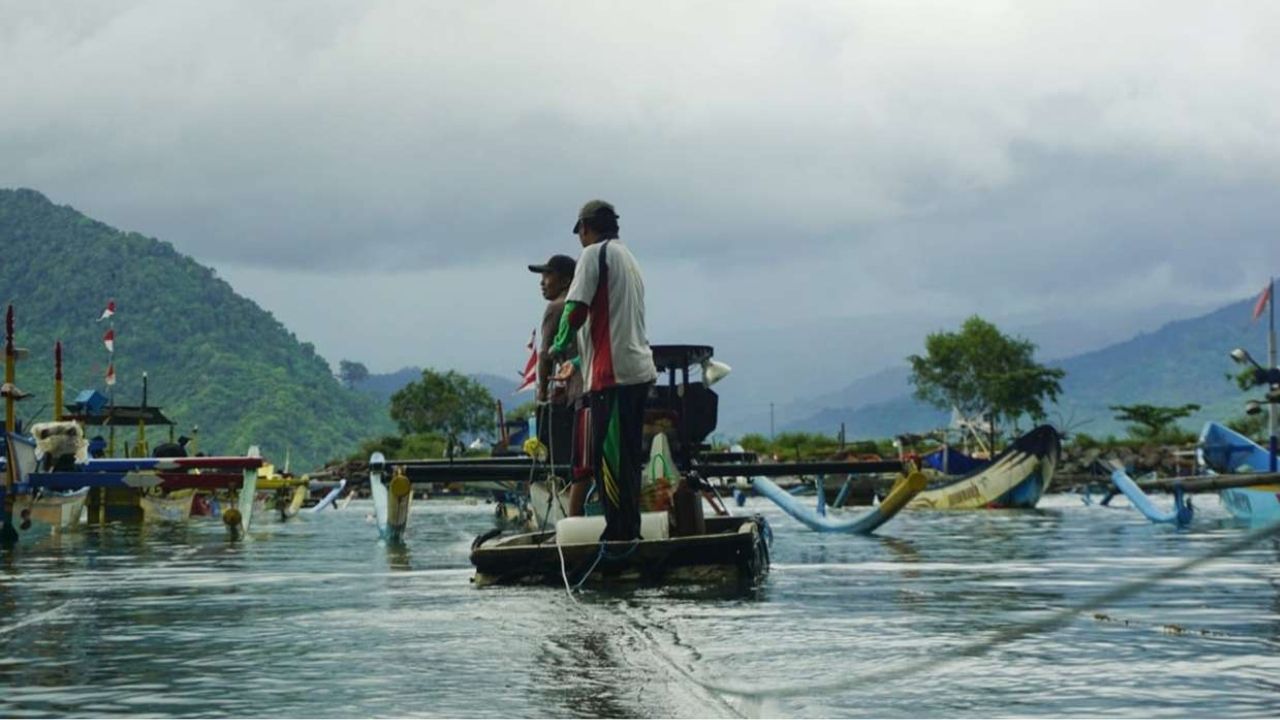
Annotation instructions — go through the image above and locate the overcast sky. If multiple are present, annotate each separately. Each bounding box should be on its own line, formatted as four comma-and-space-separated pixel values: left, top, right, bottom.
3, 1, 1278, 430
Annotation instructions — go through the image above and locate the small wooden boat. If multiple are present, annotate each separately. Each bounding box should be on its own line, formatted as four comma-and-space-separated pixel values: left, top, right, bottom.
23, 487, 89, 528
470, 513, 770, 588
1199, 422, 1279, 522
28, 454, 263, 537
907, 425, 1061, 510
139, 489, 196, 522
2, 432, 88, 540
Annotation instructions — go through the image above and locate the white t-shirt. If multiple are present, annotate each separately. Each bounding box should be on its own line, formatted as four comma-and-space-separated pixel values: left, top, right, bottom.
566, 240, 658, 392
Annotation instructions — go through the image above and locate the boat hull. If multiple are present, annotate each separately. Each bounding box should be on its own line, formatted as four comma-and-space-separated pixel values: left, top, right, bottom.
1219, 485, 1280, 522
139, 491, 195, 522
907, 425, 1061, 510
27, 488, 89, 528
470, 515, 769, 589
1199, 422, 1280, 523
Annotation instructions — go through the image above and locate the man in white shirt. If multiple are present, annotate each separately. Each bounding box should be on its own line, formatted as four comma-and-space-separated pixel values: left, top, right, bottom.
550, 200, 657, 541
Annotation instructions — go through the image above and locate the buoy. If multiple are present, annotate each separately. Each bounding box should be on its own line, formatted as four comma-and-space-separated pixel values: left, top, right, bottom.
390, 471, 411, 498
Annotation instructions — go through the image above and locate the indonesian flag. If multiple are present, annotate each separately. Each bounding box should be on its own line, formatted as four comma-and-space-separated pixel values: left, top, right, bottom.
98, 300, 116, 321
105, 362, 116, 386
1252, 281, 1273, 323
516, 329, 537, 393
103, 328, 115, 353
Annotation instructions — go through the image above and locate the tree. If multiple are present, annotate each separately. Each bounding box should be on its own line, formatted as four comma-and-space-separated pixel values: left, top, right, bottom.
1227, 413, 1267, 442
1110, 403, 1201, 442
389, 368, 495, 439
338, 359, 370, 390
908, 316, 1065, 442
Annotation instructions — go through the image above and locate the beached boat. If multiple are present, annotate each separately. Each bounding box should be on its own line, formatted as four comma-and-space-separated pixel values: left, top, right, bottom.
907, 425, 1061, 510
1199, 422, 1279, 522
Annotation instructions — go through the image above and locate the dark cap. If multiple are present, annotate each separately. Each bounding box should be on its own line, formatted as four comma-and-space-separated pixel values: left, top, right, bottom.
572, 199, 618, 234
528, 254, 576, 277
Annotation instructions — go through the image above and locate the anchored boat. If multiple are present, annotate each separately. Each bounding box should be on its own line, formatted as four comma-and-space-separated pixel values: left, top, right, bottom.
470, 513, 770, 588
1199, 422, 1279, 522
907, 425, 1061, 510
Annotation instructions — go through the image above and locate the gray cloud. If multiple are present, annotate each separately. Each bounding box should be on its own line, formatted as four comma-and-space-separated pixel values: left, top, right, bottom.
3, 1, 1279, 432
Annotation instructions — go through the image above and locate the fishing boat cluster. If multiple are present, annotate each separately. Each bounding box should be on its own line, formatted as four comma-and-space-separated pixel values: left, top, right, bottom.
3, 305, 1278, 592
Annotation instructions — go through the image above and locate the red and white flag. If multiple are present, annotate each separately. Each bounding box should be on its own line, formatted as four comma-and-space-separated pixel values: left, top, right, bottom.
98, 300, 116, 321
1252, 281, 1273, 323
105, 363, 116, 386
516, 329, 538, 393
103, 328, 115, 353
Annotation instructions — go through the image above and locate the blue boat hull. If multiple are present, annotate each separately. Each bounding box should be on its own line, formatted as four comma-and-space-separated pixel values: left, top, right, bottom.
1199, 422, 1280, 523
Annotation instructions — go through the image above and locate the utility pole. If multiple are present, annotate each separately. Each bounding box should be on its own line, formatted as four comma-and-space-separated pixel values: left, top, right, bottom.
770, 402, 775, 440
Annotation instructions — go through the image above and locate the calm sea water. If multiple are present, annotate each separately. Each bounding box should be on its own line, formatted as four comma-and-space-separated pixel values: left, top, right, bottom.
2, 493, 1279, 718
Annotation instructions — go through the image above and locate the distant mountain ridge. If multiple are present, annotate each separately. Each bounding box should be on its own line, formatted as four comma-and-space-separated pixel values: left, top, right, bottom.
354, 368, 523, 404
786, 295, 1270, 439
0, 188, 394, 469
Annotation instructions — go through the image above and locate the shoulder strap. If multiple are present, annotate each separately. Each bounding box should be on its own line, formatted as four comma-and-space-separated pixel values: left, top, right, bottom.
596, 240, 611, 292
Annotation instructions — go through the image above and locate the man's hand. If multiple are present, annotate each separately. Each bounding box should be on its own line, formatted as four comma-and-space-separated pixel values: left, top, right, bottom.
552, 361, 576, 382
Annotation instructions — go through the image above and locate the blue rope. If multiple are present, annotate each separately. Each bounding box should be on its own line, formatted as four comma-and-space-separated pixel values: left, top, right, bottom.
570, 536, 642, 591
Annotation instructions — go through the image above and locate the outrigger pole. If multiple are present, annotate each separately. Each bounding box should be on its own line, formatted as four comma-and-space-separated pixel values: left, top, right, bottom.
379, 456, 904, 487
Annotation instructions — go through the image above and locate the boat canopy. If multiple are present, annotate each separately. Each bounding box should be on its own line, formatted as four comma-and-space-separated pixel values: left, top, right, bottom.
64, 404, 174, 427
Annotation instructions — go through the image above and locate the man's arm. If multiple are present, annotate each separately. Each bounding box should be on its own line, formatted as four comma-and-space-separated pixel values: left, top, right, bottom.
537, 301, 564, 401
551, 243, 598, 359
550, 301, 588, 358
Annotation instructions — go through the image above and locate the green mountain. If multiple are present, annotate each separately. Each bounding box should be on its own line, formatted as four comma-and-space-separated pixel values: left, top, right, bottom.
355, 368, 522, 405
0, 188, 394, 469
790, 295, 1271, 439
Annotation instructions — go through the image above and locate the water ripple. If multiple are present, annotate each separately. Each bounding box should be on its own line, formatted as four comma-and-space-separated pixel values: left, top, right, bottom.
1, 496, 1279, 717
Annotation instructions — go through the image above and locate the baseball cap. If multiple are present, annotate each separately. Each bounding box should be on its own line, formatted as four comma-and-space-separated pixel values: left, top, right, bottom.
528, 254, 576, 276
572, 199, 618, 234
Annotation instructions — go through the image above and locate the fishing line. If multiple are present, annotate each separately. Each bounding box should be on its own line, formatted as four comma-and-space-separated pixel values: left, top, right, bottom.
0, 600, 82, 636
693, 518, 1280, 702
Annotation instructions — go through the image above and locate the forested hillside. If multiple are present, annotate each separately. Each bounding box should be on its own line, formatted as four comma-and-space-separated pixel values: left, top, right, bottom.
0, 188, 393, 469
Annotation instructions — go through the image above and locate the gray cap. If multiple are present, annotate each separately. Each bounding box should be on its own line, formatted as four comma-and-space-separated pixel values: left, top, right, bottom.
572, 199, 618, 234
